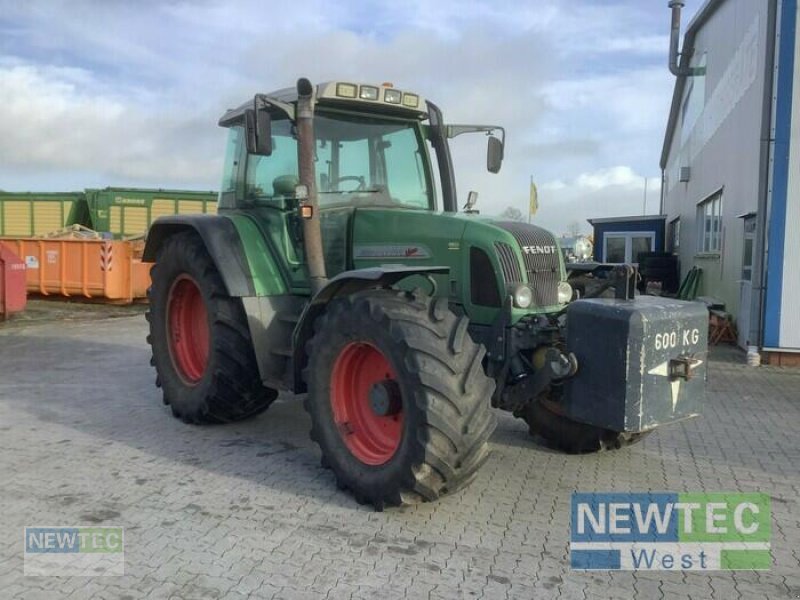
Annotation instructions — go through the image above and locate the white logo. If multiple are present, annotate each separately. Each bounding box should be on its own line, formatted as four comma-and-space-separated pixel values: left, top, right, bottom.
654, 328, 701, 351
522, 245, 557, 255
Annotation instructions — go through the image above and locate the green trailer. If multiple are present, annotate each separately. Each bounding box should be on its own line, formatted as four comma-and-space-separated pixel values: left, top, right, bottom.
0, 192, 86, 237
84, 188, 218, 237
1, 188, 219, 238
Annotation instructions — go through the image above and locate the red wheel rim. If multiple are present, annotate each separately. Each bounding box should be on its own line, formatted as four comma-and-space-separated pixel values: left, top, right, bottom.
167, 275, 210, 384
330, 342, 403, 465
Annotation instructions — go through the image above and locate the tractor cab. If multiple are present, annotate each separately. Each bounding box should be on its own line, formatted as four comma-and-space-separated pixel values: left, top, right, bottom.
217, 81, 503, 213
222, 106, 435, 211
214, 82, 505, 287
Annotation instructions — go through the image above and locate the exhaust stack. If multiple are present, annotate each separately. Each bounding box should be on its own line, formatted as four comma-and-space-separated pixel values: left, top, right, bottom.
668, 0, 690, 76
295, 77, 328, 295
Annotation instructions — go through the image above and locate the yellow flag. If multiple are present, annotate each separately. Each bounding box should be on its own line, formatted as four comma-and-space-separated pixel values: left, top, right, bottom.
529, 181, 538, 216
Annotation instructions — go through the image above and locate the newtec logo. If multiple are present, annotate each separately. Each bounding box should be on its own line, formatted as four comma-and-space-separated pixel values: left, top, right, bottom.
570, 493, 770, 570
24, 527, 124, 576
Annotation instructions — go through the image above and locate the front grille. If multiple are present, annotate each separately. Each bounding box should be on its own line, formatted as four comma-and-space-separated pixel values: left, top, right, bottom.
494, 242, 522, 283
495, 221, 561, 306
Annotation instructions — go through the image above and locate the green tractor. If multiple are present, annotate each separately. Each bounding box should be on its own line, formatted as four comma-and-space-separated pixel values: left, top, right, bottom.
144, 78, 708, 508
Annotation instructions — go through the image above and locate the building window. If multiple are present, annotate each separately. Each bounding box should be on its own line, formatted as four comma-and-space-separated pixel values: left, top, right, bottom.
603, 232, 655, 263
697, 191, 723, 253
680, 53, 706, 146
741, 216, 756, 281
669, 218, 681, 253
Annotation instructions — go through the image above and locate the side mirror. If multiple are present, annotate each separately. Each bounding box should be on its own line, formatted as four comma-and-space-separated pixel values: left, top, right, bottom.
487, 135, 503, 173
245, 107, 272, 156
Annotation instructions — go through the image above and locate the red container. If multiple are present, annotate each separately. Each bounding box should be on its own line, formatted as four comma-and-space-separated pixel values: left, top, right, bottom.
0, 242, 27, 319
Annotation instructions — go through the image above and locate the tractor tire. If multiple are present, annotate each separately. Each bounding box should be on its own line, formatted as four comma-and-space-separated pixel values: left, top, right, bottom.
303, 289, 496, 509
146, 231, 277, 424
518, 396, 650, 454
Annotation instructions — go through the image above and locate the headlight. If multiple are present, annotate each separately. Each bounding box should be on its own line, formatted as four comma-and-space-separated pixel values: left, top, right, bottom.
511, 284, 533, 308
402, 93, 419, 108
359, 85, 379, 100
557, 281, 573, 304
335, 83, 357, 98
384, 88, 402, 104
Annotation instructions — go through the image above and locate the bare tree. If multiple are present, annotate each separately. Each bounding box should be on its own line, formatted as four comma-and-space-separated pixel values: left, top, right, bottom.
499, 206, 524, 221
567, 220, 581, 237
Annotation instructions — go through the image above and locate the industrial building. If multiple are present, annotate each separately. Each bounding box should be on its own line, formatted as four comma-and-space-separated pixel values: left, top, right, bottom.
661, 0, 800, 364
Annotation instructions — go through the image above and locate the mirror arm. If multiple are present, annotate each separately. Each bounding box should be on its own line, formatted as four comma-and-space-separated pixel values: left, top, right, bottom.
445, 124, 505, 146
254, 94, 295, 120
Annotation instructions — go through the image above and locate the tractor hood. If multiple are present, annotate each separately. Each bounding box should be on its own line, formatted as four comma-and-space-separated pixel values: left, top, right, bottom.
347, 208, 566, 325
462, 217, 566, 308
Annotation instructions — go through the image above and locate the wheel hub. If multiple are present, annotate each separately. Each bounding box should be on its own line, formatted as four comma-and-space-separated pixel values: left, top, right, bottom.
330, 342, 403, 465
166, 274, 209, 385
369, 380, 402, 417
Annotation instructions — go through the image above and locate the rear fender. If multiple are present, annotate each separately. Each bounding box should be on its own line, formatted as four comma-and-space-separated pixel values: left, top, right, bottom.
291, 266, 449, 393
143, 215, 257, 297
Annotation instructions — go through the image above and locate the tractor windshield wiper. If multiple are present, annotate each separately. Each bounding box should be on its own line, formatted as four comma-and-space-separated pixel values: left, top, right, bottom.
318, 189, 383, 194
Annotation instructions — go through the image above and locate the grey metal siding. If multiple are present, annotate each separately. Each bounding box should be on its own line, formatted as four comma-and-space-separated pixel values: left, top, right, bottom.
662, 0, 772, 346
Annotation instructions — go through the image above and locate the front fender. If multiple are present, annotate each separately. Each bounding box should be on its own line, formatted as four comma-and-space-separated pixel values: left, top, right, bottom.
291, 266, 449, 393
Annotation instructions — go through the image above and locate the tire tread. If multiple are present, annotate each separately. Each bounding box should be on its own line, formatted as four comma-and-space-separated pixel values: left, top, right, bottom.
146, 231, 277, 424
303, 289, 496, 507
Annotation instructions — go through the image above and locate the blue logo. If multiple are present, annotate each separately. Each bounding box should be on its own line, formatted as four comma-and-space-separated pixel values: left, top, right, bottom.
24, 527, 124, 576
570, 493, 770, 570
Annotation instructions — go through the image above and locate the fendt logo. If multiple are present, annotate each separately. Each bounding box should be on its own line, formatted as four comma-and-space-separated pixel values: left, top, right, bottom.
522, 245, 557, 255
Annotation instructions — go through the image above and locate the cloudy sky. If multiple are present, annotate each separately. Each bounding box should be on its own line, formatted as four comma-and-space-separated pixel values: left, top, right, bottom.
0, 0, 704, 234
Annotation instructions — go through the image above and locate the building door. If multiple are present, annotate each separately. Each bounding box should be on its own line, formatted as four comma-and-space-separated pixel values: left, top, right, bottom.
738, 216, 756, 347
603, 232, 655, 263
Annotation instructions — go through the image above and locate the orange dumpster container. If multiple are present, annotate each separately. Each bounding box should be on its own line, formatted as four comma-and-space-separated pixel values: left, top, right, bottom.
0, 237, 151, 304
0, 243, 28, 319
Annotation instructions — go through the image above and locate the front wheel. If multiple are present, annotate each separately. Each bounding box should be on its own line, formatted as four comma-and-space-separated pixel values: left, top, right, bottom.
304, 290, 496, 509
517, 395, 651, 453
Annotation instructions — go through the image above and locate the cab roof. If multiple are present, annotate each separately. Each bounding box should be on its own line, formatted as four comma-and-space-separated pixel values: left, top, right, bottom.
219, 80, 429, 127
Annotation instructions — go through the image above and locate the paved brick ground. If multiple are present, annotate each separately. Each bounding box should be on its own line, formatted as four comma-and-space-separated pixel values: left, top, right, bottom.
1, 314, 799, 599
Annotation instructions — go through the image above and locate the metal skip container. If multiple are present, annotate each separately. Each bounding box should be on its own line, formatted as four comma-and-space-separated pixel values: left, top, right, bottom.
0, 238, 151, 304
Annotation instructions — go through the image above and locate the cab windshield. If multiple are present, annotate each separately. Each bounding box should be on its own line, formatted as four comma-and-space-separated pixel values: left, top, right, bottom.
242, 111, 434, 210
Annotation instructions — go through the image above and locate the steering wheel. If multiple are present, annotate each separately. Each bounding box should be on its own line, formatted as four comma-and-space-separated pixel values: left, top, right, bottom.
332, 175, 366, 192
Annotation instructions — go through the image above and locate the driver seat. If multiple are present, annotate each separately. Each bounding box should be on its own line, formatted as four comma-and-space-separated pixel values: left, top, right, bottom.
272, 175, 299, 197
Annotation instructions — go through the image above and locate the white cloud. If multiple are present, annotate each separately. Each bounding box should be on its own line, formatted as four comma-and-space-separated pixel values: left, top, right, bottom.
541, 67, 674, 135
574, 165, 643, 190
0, 63, 222, 186
497, 167, 663, 235
0, 0, 680, 236
599, 35, 670, 54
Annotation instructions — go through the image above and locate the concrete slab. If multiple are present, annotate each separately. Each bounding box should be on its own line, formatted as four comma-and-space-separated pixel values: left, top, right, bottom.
1, 315, 799, 598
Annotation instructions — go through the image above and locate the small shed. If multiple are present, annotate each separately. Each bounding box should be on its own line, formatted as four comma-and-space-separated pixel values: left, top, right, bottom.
587, 215, 666, 263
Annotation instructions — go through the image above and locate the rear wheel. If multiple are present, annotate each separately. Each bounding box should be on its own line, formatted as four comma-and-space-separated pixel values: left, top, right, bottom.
304, 289, 496, 509
166, 275, 209, 384
147, 231, 277, 424
518, 395, 650, 453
